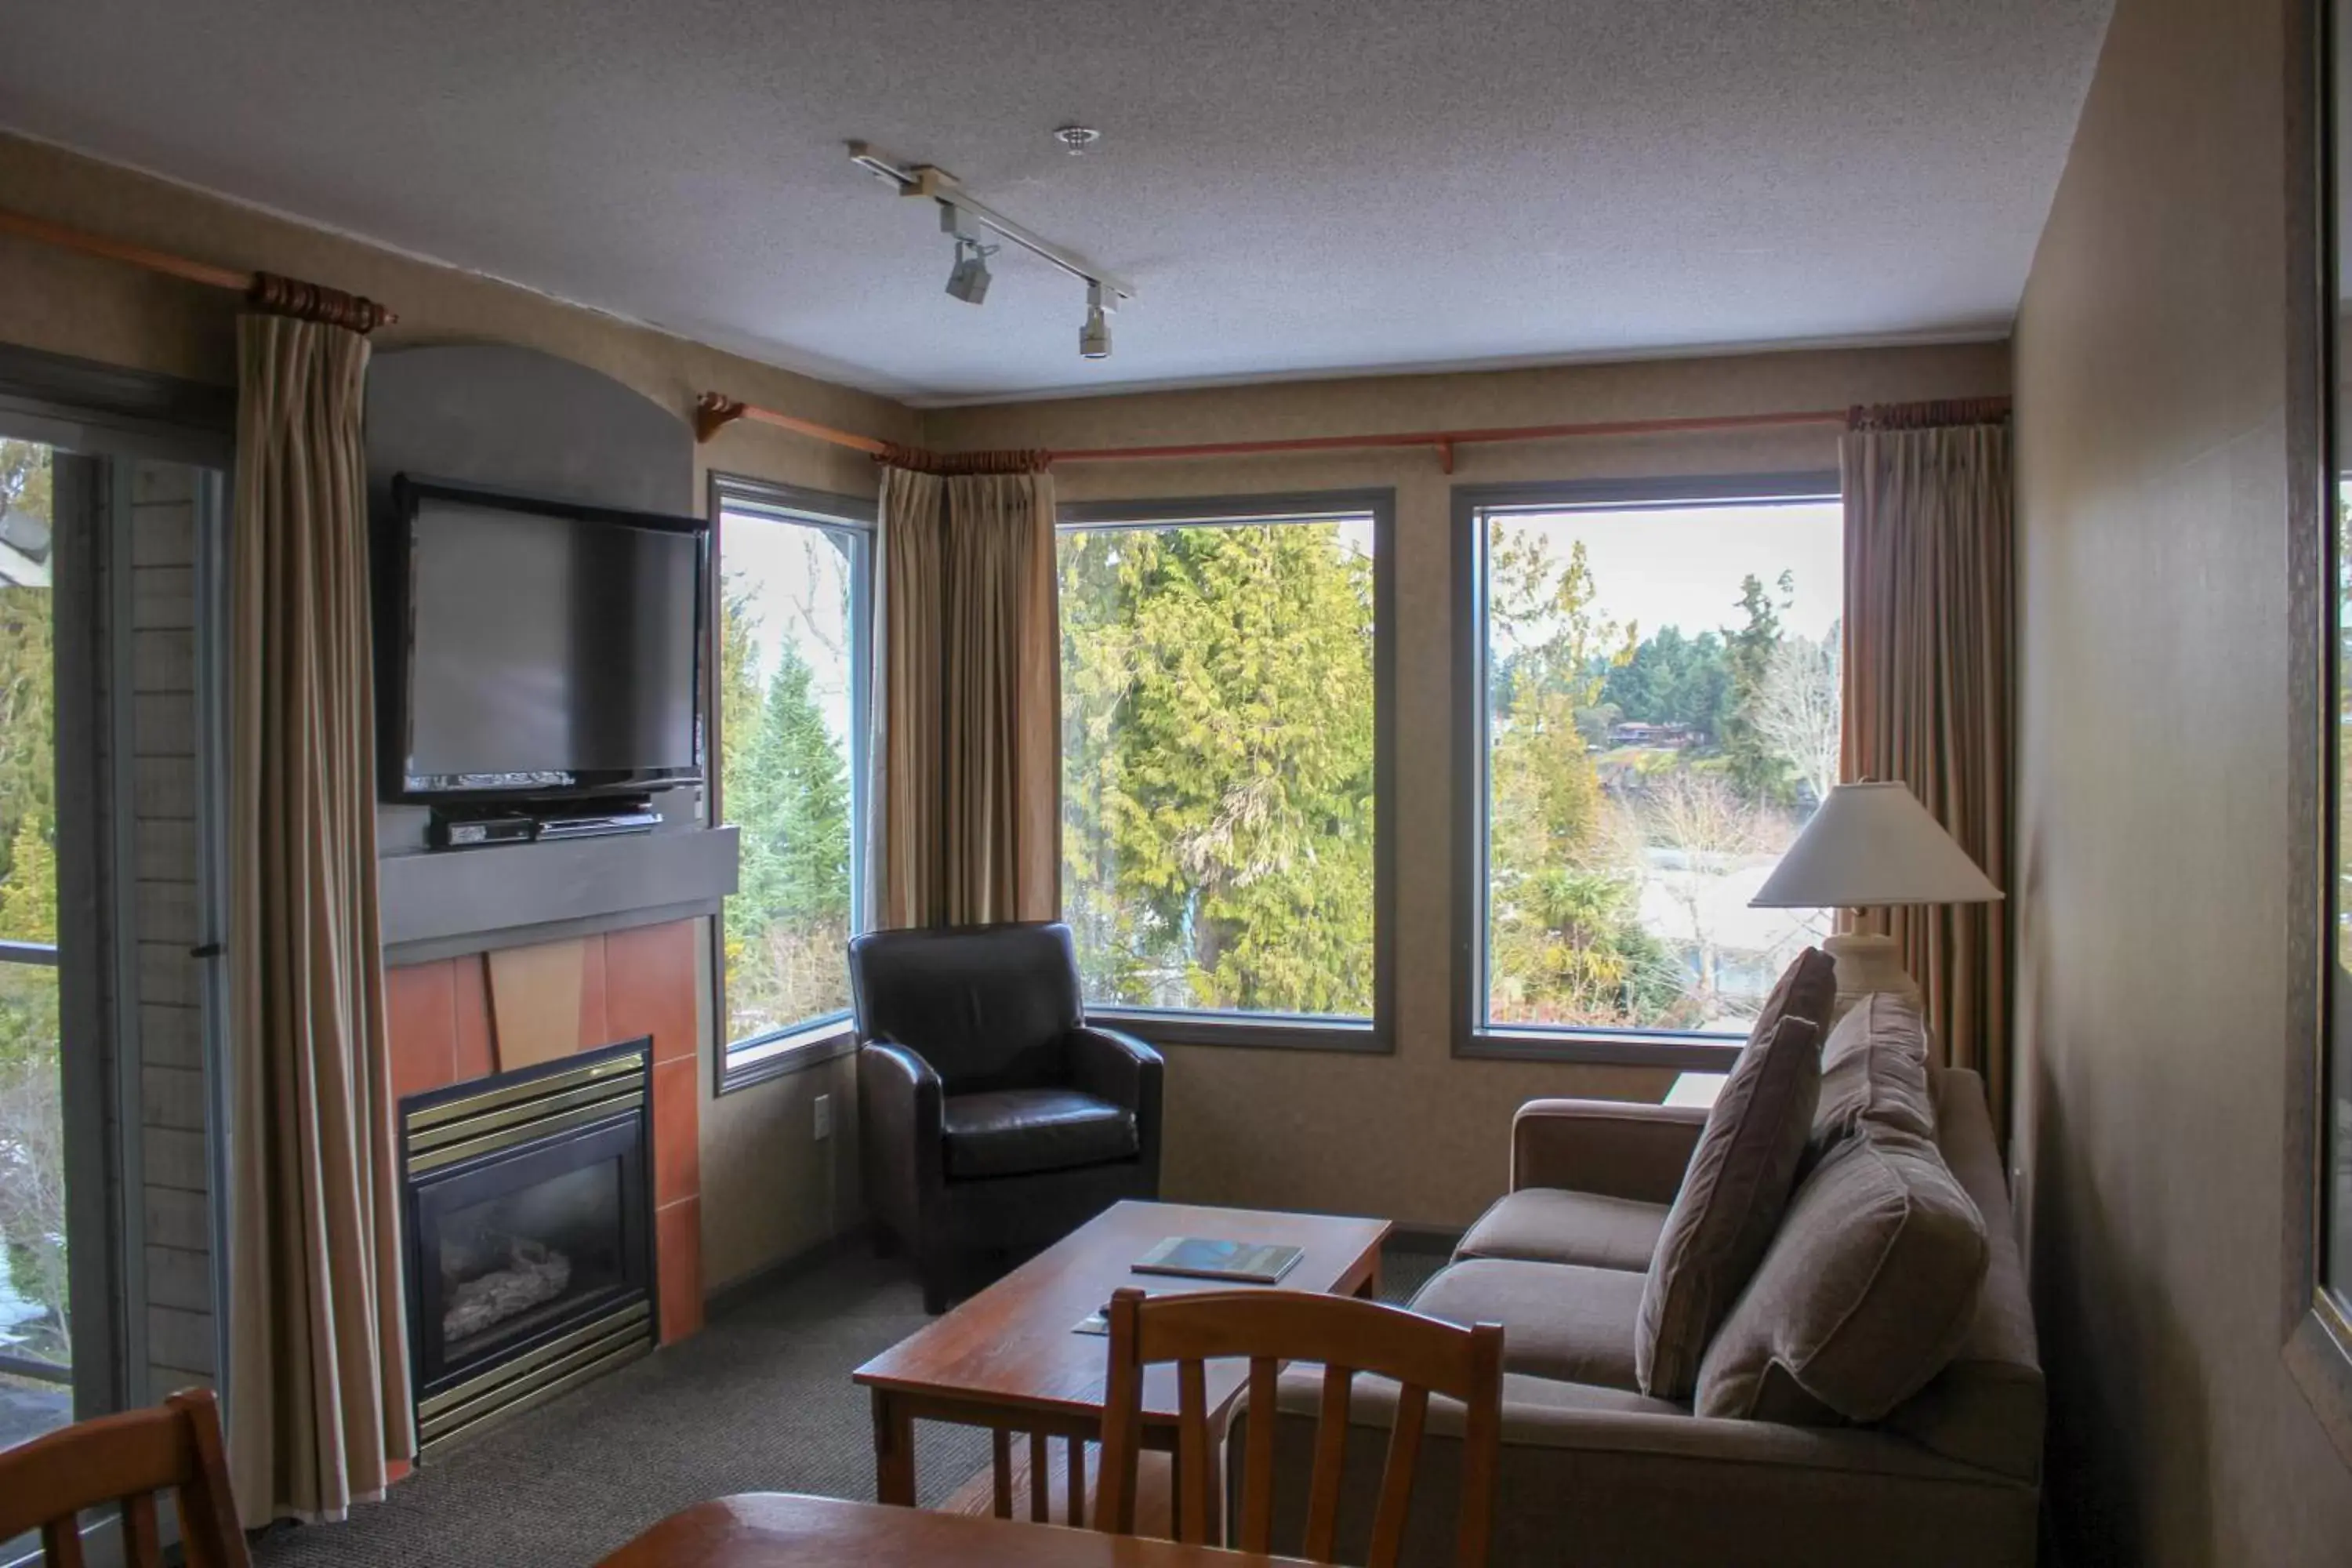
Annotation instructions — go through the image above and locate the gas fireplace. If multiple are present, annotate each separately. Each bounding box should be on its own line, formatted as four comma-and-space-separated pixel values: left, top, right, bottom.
400, 1036, 655, 1456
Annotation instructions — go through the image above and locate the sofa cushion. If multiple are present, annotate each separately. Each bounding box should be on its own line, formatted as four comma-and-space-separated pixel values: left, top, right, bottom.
1412, 1258, 1646, 1392
1458, 1189, 1671, 1273
940, 1088, 1137, 1179
1879, 1067, 2045, 1481
1635, 948, 1835, 1400
1806, 992, 1937, 1165
1695, 1122, 1990, 1424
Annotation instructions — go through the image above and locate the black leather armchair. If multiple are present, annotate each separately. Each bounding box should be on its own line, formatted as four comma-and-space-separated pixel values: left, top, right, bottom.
849, 921, 1163, 1312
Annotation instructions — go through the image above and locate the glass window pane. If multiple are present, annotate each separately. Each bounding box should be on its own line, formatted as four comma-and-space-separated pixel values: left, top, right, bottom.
1059, 515, 1377, 1017
1479, 499, 1841, 1036
0, 436, 65, 1451
717, 508, 862, 1047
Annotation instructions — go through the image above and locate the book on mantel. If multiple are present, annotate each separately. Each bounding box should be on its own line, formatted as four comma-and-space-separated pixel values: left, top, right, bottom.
1131, 1236, 1304, 1286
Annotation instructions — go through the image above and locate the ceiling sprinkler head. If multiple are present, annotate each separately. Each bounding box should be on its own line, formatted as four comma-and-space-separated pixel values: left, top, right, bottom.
1053, 125, 1101, 156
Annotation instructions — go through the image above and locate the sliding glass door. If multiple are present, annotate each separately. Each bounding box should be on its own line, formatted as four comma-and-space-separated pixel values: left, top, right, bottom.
0, 436, 64, 1450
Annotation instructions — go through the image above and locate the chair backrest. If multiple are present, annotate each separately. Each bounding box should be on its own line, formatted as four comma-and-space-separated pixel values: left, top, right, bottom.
1095, 1287, 1504, 1568
846, 921, 1083, 1092
0, 1388, 250, 1568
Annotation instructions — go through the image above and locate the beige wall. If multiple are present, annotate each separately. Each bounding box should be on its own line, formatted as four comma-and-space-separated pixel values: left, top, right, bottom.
927, 340, 2009, 1226
0, 131, 902, 1292
2013, 0, 2352, 1559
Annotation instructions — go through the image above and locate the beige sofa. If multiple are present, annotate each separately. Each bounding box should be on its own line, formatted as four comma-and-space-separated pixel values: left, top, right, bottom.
1230, 1005, 2042, 1566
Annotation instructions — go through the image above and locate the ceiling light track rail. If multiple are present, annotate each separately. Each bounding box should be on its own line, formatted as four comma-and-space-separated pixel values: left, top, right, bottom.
848, 142, 1136, 303
0, 205, 400, 331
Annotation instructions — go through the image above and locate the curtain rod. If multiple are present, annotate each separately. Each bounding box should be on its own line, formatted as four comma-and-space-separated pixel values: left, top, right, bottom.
0, 206, 398, 330
691, 394, 1887, 473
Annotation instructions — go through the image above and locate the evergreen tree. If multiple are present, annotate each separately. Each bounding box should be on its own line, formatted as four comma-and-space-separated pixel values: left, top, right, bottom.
1058, 521, 1377, 1014
1602, 625, 1733, 739
0, 814, 56, 946
716, 577, 767, 976
1722, 572, 1795, 803
738, 641, 849, 926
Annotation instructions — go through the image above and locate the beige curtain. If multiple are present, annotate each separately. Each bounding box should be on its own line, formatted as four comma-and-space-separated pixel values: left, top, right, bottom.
1841, 402, 2013, 1125
871, 463, 1060, 927
227, 314, 412, 1520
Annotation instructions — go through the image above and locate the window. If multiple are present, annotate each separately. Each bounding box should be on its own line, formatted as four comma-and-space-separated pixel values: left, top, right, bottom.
0, 436, 64, 1443
1456, 477, 1842, 1065
710, 478, 872, 1087
2320, 0, 2352, 1372
1057, 494, 1393, 1050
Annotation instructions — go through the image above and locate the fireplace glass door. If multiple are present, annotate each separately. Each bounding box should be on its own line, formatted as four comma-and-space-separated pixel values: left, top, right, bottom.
408, 1110, 649, 1396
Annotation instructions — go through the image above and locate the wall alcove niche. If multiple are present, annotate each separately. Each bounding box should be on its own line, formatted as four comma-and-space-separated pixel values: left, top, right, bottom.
365, 344, 738, 1446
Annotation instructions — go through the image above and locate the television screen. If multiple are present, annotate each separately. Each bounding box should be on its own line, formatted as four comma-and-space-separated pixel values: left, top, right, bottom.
395, 488, 703, 796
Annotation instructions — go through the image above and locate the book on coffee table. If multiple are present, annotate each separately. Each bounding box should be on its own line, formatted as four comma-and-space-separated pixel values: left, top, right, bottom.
1131, 1235, 1305, 1285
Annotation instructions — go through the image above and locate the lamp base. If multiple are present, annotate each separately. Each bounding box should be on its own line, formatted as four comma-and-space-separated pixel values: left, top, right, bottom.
1822, 932, 1920, 1023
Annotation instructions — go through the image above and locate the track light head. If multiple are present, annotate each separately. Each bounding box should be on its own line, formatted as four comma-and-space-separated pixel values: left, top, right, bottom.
946, 237, 993, 305
1080, 281, 1113, 359
1080, 305, 1111, 358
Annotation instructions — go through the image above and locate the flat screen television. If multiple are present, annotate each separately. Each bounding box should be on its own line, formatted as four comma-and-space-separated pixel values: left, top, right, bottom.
379, 476, 707, 802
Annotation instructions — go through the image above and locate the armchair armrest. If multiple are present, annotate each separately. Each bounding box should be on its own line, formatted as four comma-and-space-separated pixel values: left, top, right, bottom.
1511, 1098, 1708, 1203
861, 1036, 944, 1122
1068, 1024, 1164, 1189
858, 1037, 946, 1213
1066, 1024, 1163, 1112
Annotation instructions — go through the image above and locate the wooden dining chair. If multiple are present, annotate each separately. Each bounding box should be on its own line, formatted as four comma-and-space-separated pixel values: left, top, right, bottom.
1095, 1287, 1504, 1568
0, 1388, 250, 1567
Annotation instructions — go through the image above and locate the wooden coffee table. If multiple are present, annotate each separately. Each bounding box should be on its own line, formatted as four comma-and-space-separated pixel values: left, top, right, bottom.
853, 1200, 1391, 1522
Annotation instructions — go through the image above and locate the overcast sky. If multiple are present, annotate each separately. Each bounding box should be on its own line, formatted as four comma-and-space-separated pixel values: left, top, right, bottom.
1502, 499, 1843, 647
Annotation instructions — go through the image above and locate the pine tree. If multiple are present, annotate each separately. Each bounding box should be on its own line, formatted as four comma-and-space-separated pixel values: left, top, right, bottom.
751, 642, 850, 924
1058, 521, 1377, 1014
716, 578, 767, 972
1722, 572, 1795, 804
0, 814, 57, 946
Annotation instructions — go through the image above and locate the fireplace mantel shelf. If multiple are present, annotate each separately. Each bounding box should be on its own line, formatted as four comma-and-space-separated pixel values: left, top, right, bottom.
379, 825, 739, 965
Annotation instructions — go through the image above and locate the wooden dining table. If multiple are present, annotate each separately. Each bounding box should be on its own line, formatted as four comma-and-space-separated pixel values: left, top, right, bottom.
597, 1491, 1306, 1566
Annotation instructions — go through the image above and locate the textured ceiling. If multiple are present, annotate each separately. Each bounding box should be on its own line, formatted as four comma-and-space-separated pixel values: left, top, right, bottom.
0, 0, 2111, 403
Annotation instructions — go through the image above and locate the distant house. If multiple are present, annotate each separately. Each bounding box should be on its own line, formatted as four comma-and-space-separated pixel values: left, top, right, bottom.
1607, 720, 1700, 749
0, 503, 50, 587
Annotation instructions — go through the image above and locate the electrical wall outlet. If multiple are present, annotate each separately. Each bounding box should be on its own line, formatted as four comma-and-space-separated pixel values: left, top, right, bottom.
813, 1092, 833, 1142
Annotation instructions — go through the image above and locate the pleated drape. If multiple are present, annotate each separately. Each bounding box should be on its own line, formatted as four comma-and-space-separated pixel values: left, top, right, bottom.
226, 314, 412, 1520
870, 465, 1060, 928
1840, 414, 2014, 1126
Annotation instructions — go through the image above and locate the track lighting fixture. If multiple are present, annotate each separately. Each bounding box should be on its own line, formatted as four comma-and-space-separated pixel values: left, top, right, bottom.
852, 140, 1136, 360
1080, 281, 1113, 359
946, 237, 993, 304
941, 205, 995, 305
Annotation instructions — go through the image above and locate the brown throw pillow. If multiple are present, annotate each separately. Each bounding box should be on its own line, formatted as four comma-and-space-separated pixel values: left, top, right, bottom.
1694, 1125, 1990, 1423
1635, 947, 1836, 1400
1806, 990, 1938, 1163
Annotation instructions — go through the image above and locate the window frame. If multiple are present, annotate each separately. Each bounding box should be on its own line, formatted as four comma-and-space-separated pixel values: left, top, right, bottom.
707, 473, 876, 1094
1450, 472, 1842, 1070
1055, 489, 1397, 1055
2286, 0, 2352, 1465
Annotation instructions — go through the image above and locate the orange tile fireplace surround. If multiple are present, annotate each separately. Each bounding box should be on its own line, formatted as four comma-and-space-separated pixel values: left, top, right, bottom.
385, 917, 705, 1345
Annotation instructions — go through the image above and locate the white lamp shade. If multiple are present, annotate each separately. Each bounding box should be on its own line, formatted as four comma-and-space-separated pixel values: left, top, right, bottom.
1750, 781, 2004, 909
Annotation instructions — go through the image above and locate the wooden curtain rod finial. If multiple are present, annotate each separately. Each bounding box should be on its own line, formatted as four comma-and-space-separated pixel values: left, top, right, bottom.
246, 271, 396, 332
694, 392, 748, 444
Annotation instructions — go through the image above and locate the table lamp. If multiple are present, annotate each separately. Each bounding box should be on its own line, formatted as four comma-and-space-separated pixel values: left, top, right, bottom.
1749, 779, 2004, 1016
